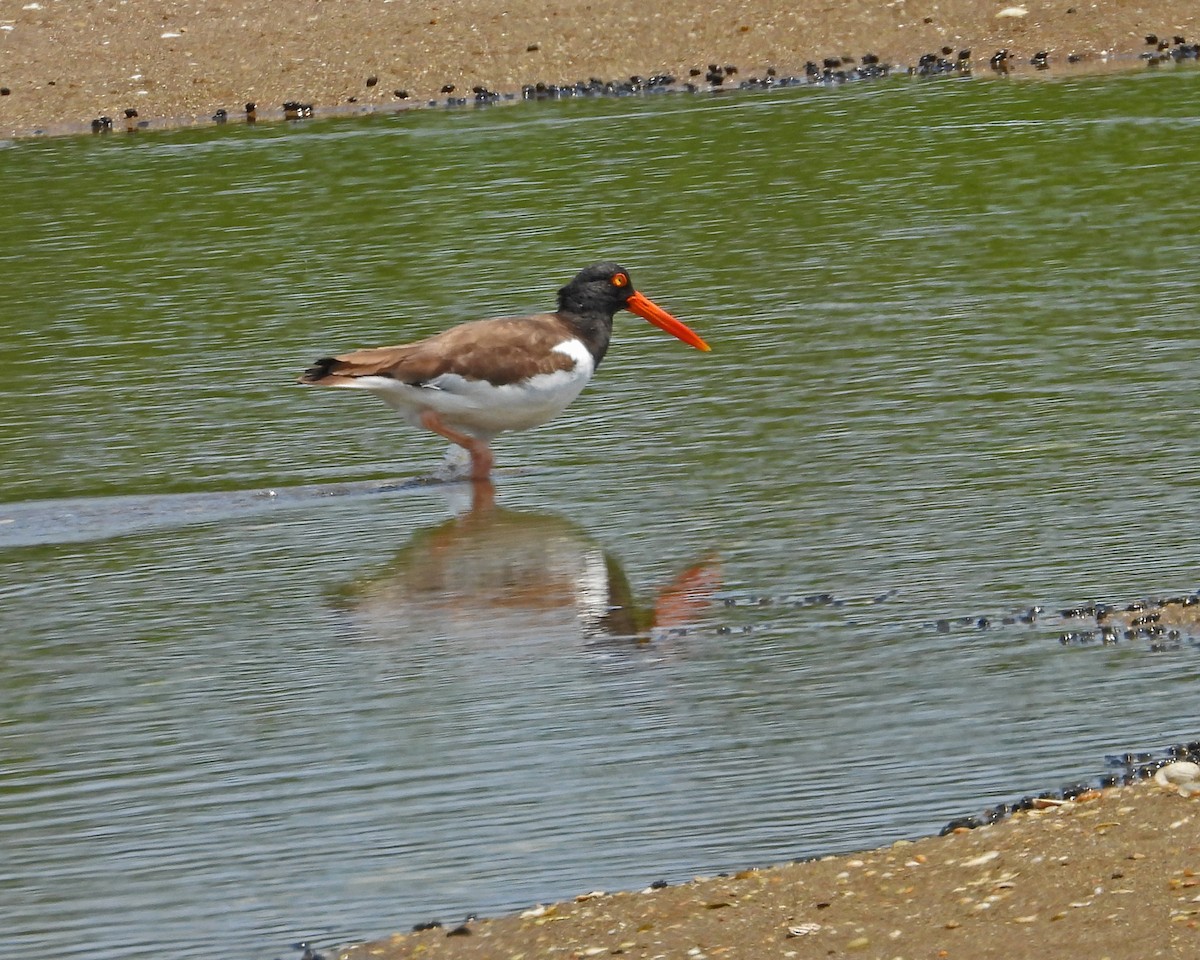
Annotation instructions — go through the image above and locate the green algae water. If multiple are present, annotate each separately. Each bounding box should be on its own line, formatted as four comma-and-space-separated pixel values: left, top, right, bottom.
2, 70, 1200, 959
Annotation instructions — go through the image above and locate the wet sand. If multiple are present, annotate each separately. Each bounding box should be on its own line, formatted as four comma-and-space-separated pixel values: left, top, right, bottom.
336, 773, 1200, 960
2, 1, 1199, 138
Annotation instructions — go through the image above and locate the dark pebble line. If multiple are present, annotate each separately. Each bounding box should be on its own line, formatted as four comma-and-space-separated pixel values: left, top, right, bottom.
932, 587, 1200, 652
65, 34, 1199, 137
939, 739, 1200, 835
1142, 32, 1200, 64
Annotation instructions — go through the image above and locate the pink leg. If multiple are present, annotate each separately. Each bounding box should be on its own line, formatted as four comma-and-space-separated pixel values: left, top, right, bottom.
419, 410, 494, 482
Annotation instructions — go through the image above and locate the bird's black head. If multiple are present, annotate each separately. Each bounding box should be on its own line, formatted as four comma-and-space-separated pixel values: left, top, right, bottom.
555, 261, 711, 356
556, 262, 636, 317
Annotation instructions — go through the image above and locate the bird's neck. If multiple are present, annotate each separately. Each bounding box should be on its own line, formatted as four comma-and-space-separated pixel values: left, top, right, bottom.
558, 308, 614, 368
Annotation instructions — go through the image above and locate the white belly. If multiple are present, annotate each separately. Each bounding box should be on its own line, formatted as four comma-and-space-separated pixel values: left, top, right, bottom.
350, 339, 595, 438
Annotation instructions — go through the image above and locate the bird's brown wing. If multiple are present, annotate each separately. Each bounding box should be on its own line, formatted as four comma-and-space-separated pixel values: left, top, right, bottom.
299, 314, 579, 388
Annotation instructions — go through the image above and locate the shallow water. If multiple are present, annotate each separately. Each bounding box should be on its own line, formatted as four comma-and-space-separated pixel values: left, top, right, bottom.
2, 69, 1200, 960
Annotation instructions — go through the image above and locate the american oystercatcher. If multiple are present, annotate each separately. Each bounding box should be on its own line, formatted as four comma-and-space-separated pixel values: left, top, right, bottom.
299, 262, 710, 480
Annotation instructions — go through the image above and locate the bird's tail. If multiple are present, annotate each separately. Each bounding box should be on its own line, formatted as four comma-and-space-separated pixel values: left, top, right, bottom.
298, 357, 341, 384
298, 345, 415, 385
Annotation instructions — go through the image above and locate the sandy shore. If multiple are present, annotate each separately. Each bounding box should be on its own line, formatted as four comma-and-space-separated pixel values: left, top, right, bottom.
2, 1, 1199, 138
335, 771, 1200, 960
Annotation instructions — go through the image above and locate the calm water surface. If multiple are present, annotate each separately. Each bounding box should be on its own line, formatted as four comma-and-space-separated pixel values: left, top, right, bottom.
2, 70, 1200, 959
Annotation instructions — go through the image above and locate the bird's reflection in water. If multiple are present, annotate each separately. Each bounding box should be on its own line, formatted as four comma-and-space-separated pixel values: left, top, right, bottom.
336, 481, 719, 646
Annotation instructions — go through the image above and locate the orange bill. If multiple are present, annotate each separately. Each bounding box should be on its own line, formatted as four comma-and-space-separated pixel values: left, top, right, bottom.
625, 291, 711, 352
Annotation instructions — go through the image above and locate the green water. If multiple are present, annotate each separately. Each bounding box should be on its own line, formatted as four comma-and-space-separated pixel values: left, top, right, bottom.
2, 70, 1199, 960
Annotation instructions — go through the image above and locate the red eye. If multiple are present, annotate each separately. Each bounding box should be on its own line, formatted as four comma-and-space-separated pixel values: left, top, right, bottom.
612, 272, 629, 288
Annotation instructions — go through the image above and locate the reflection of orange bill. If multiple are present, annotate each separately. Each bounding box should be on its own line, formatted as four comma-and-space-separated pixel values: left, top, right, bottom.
653, 555, 723, 628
